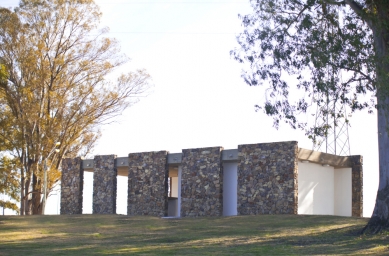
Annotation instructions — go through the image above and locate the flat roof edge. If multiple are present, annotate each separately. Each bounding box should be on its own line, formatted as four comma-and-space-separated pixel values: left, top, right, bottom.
298, 148, 353, 168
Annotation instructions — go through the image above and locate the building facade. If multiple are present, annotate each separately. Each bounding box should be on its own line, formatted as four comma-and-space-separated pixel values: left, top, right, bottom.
60, 141, 363, 217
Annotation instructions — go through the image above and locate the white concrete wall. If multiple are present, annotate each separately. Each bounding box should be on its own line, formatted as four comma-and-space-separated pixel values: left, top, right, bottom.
298, 162, 334, 215
171, 177, 178, 197
167, 168, 181, 217
116, 175, 128, 215
82, 171, 93, 214
223, 162, 238, 216
334, 168, 352, 216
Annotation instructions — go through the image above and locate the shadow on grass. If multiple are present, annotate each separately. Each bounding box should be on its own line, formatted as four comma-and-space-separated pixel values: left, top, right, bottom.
0, 214, 388, 255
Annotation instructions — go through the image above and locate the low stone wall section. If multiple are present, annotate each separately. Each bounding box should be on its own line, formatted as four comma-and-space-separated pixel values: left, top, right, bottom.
60, 157, 83, 214
181, 147, 223, 217
93, 155, 117, 214
127, 151, 168, 216
238, 141, 298, 215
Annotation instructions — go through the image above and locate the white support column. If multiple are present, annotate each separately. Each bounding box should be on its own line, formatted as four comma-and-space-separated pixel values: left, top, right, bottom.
223, 162, 238, 216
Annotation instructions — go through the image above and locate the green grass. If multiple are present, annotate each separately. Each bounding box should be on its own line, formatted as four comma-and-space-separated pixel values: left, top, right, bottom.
0, 214, 388, 255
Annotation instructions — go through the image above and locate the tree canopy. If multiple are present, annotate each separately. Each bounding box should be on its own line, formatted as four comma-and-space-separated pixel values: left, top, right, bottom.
0, 155, 20, 213
0, 63, 19, 213
232, 0, 389, 233
0, 0, 151, 215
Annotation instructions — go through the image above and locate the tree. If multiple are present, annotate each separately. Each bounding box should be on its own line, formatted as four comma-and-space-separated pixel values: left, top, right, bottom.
0, 155, 20, 214
0, 64, 20, 214
0, 0, 151, 215
232, 0, 389, 233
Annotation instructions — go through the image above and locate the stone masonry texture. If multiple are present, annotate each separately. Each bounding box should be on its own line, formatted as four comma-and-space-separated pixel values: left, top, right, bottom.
93, 155, 117, 214
181, 147, 223, 217
61, 157, 83, 214
127, 151, 168, 216
238, 141, 298, 215
350, 155, 363, 217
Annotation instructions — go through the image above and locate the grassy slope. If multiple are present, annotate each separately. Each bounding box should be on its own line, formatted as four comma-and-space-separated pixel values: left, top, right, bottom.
0, 214, 388, 255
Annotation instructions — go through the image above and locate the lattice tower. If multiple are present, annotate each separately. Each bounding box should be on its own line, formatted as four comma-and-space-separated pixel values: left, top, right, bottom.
312, 91, 351, 156
312, 5, 351, 156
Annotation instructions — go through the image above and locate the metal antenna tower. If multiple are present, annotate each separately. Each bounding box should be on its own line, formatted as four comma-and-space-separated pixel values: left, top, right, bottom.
312, 5, 351, 156
312, 91, 351, 156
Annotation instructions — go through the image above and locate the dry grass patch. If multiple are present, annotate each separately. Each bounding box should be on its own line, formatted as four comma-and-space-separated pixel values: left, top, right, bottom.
0, 214, 388, 255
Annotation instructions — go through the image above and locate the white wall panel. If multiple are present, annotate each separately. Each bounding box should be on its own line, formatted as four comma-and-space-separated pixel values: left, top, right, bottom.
298, 162, 334, 215
334, 168, 352, 216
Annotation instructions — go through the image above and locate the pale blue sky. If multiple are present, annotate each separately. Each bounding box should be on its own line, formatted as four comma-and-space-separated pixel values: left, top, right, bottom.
2, 0, 378, 217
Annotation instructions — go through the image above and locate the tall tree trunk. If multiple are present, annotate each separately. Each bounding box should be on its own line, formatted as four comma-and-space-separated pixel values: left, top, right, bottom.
24, 159, 33, 215
24, 177, 30, 215
363, 93, 389, 233
362, 26, 389, 234
20, 152, 26, 215
20, 174, 24, 216
31, 173, 42, 215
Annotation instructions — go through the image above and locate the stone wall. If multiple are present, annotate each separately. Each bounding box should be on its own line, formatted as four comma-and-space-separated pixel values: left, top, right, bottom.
181, 147, 223, 217
350, 155, 363, 217
59, 140, 362, 217
60, 157, 83, 214
238, 141, 298, 215
93, 155, 117, 214
127, 151, 168, 216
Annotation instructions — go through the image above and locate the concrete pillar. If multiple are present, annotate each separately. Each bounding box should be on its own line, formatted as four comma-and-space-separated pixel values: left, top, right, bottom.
350, 155, 363, 217
181, 147, 223, 217
238, 141, 298, 215
177, 166, 182, 217
60, 157, 83, 214
93, 155, 117, 214
223, 162, 238, 216
127, 151, 168, 216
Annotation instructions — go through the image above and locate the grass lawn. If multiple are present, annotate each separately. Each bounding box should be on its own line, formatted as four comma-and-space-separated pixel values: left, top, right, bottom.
0, 214, 388, 255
